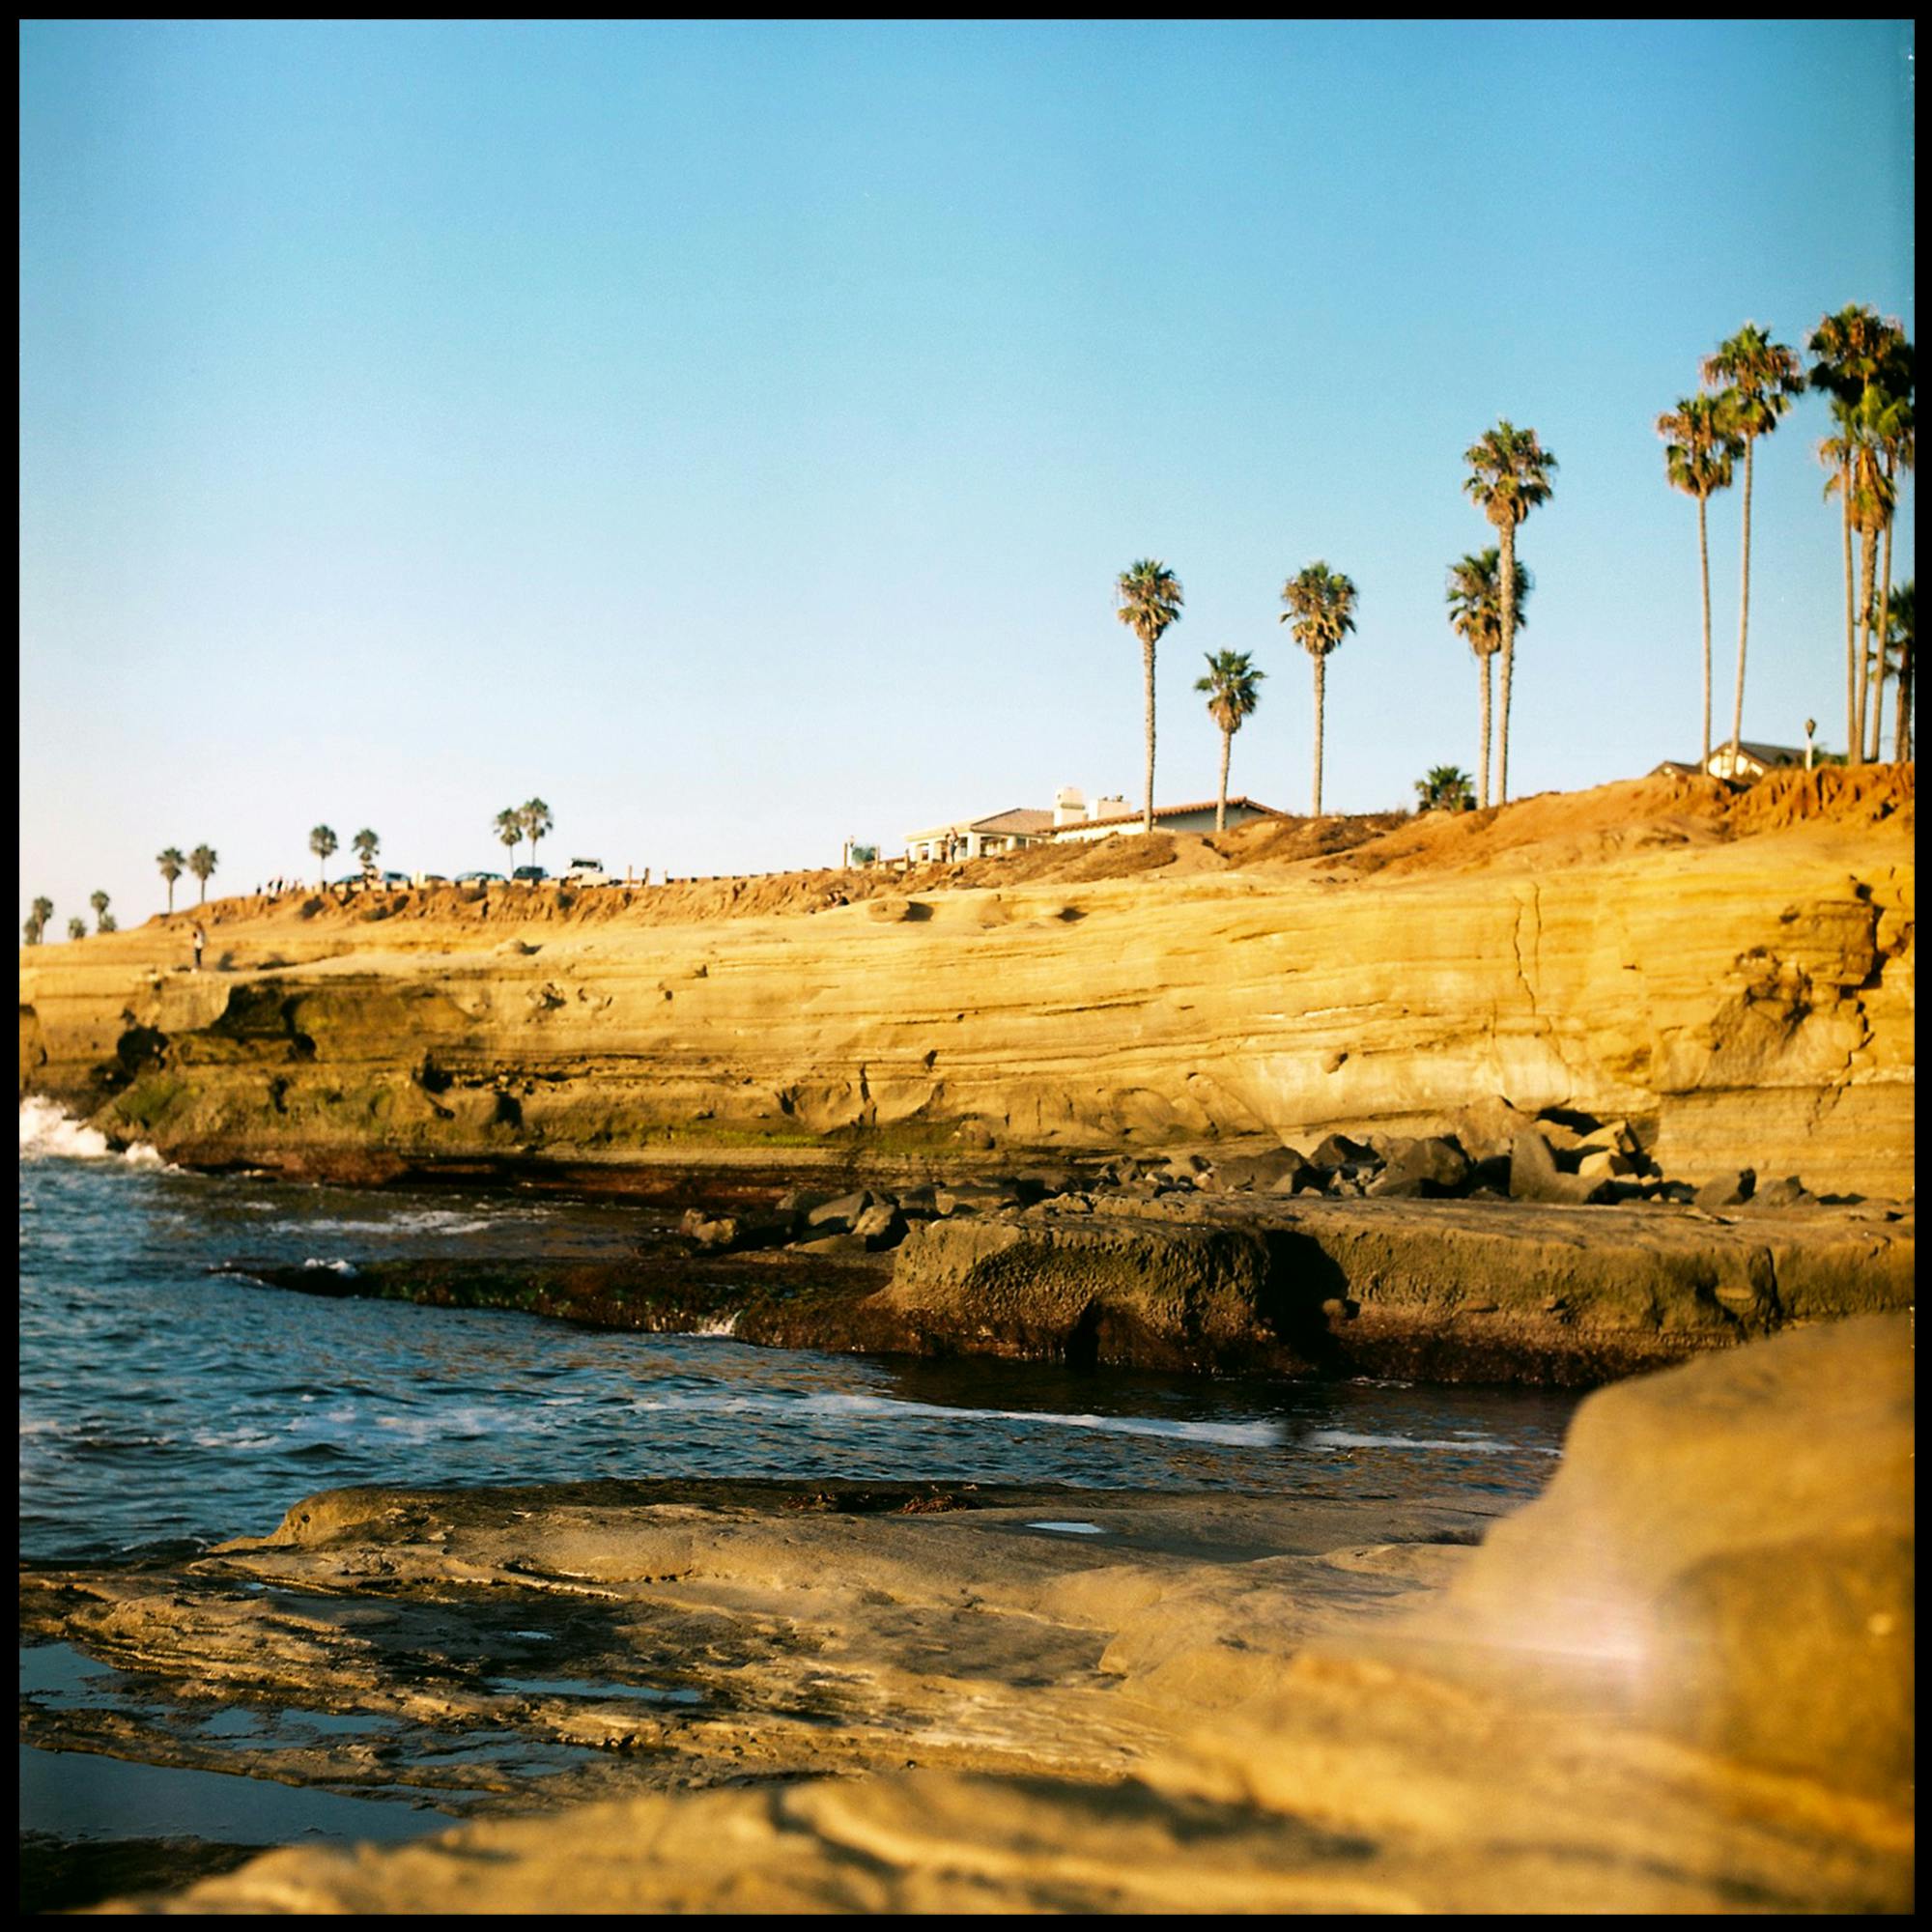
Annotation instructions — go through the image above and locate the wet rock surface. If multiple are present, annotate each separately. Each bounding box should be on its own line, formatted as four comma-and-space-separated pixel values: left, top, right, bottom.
65, 1318, 1915, 1915
221, 1167, 1915, 1384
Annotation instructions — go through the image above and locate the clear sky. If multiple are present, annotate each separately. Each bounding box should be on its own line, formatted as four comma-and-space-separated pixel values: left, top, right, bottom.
19, 20, 1916, 928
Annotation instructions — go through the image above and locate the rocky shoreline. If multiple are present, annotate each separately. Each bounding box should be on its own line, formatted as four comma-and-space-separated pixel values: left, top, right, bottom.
219, 1120, 1915, 1384
31, 1316, 1912, 1914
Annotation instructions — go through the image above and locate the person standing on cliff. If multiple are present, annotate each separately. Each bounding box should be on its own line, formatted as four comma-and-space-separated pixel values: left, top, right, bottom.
190, 924, 205, 972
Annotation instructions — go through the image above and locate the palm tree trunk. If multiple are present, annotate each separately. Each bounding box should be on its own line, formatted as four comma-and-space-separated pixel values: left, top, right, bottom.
1696, 491, 1713, 769
166, 881, 175, 914
1311, 652, 1325, 817
1894, 632, 1914, 764
1872, 484, 1896, 761
1840, 471, 1859, 767
1477, 652, 1493, 811
1496, 523, 1516, 805
1216, 725, 1231, 833
1729, 439, 1754, 767
1142, 639, 1156, 835
1857, 524, 1879, 763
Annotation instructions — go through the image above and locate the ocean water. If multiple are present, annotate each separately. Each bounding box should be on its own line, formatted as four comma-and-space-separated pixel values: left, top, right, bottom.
19, 1100, 1579, 1566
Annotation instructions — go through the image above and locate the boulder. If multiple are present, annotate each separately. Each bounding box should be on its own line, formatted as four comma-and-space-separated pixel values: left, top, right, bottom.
1311, 1133, 1376, 1170
852, 1202, 908, 1250
935, 1181, 1022, 1217
1432, 1316, 1913, 1804
954, 1121, 996, 1151
1212, 1148, 1310, 1193
1576, 1148, 1637, 1181
806, 1189, 877, 1232
1747, 1175, 1815, 1209
1510, 1132, 1613, 1206
1366, 1135, 1471, 1199
1693, 1169, 1755, 1211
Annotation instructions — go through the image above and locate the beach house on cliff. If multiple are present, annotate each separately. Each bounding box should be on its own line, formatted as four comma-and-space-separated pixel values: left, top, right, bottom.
1652, 740, 1813, 781
904, 787, 1281, 861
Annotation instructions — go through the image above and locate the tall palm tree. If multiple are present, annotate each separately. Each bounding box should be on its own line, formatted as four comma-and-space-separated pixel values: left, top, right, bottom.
1463, 421, 1557, 804
1702, 325, 1804, 767
1822, 389, 1895, 766
1279, 562, 1358, 816
1657, 393, 1744, 769
1115, 562, 1184, 832
1193, 650, 1265, 831
1868, 370, 1914, 759
1445, 547, 1530, 810
1808, 307, 1895, 762
188, 845, 218, 903
1885, 579, 1914, 763
353, 828, 381, 877
310, 824, 338, 889
32, 895, 53, 933
519, 798, 554, 873
494, 808, 523, 871
156, 847, 185, 914
67, 917, 87, 942
89, 890, 110, 933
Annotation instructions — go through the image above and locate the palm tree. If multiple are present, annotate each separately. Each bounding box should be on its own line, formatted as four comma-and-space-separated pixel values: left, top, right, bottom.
353, 828, 381, 877
1444, 548, 1530, 810
1868, 368, 1915, 759
1657, 393, 1744, 769
23, 916, 42, 947
519, 798, 554, 873
1463, 421, 1557, 805
310, 824, 338, 888
1808, 307, 1894, 762
1415, 765, 1475, 812
1886, 572, 1917, 761
1702, 325, 1805, 767
89, 890, 110, 933
156, 846, 185, 914
1193, 650, 1265, 831
494, 808, 523, 872
32, 895, 52, 933
67, 917, 87, 942
1808, 310, 1912, 762
1822, 388, 1896, 766
98, 912, 118, 933
1279, 562, 1358, 816
188, 845, 217, 903
1115, 561, 1185, 833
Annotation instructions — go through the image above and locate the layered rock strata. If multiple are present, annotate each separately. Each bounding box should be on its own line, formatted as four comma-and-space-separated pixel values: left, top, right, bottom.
18, 772, 1916, 1195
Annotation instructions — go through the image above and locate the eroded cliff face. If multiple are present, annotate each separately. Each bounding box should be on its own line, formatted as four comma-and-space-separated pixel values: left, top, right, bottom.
16, 771, 1915, 1193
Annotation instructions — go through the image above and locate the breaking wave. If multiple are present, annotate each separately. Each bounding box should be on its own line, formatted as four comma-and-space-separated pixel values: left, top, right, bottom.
18, 1097, 173, 1169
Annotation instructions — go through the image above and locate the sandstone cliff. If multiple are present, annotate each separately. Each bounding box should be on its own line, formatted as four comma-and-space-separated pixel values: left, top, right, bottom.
18, 769, 1915, 1194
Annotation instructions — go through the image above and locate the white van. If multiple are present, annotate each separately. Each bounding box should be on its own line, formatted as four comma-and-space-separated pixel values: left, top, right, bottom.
561, 857, 617, 886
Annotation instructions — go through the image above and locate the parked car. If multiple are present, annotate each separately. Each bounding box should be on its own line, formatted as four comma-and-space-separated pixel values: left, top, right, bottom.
379, 870, 412, 888
560, 856, 616, 886
511, 866, 549, 884
455, 870, 505, 884
413, 872, 449, 887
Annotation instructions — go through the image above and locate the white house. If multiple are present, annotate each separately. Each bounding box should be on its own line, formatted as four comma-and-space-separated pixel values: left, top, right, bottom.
1652, 740, 1812, 782
904, 785, 1282, 862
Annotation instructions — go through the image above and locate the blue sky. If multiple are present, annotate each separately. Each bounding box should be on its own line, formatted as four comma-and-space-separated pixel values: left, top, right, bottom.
19, 20, 1916, 925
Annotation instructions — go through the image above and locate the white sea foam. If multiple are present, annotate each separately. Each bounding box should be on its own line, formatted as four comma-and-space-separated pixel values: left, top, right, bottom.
626, 1387, 1283, 1448
273, 1210, 507, 1238
18, 1096, 174, 1169
301, 1258, 358, 1276
1305, 1428, 1508, 1454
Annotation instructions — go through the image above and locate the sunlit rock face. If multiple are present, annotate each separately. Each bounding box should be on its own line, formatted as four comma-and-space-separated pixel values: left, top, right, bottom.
82, 1320, 1914, 1914
18, 770, 1917, 1197
1443, 1314, 1912, 1801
